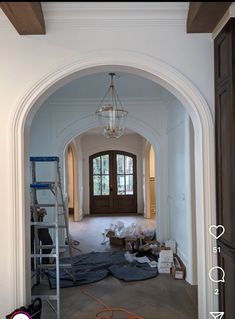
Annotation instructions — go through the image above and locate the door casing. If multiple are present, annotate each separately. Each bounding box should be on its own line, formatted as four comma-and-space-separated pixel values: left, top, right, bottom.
89, 150, 137, 214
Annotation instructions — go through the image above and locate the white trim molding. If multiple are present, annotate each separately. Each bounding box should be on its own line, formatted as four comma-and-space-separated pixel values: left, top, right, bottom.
0, 2, 188, 32
212, 3, 235, 39
9, 50, 216, 319
41, 2, 188, 28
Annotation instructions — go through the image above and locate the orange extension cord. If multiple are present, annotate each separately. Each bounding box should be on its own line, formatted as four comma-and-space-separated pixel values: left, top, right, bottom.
80, 288, 145, 319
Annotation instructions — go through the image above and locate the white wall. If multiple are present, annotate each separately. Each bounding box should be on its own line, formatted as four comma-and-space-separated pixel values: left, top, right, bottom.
29, 85, 194, 275
29, 99, 168, 216
0, 3, 214, 316
150, 146, 155, 178
28, 74, 195, 276
78, 132, 145, 215
29, 98, 167, 218
166, 100, 189, 268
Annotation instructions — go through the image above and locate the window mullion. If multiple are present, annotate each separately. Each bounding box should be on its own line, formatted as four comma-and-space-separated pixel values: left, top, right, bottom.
124, 156, 126, 195
100, 156, 102, 195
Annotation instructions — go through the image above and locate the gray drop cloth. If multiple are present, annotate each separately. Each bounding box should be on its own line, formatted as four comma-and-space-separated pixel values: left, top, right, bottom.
109, 264, 158, 281
46, 251, 158, 288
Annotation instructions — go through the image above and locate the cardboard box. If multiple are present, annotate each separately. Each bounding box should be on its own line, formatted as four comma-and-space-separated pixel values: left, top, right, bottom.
125, 237, 139, 251
165, 240, 176, 254
106, 230, 115, 238
171, 255, 186, 280
159, 249, 173, 262
109, 236, 125, 247
158, 267, 171, 274
158, 259, 173, 268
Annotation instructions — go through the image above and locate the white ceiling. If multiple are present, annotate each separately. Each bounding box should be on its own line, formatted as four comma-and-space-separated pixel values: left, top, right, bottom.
48, 71, 177, 102
81, 126, 137, 137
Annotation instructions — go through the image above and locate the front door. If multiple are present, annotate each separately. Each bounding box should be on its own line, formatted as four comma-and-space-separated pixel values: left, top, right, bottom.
89, 151, 137, 214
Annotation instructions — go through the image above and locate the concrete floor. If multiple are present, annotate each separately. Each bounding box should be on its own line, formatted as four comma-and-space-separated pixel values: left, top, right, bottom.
35, 215, 198, 319
69, 215, 156, 253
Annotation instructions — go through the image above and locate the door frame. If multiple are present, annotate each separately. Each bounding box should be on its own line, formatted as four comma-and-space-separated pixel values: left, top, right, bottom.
9, 50, 216, 318
89, 150, 137, 214
144, 142, 157, 219
67, 145, 75, 215
65, 141, 81, 222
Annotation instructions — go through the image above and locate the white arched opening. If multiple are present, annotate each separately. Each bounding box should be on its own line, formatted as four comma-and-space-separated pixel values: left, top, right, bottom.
57, 114, 165, 237
58, 118, 162, 235
144, 143, 156, 220
9, 51, 216, 319
65, 141, 80, 222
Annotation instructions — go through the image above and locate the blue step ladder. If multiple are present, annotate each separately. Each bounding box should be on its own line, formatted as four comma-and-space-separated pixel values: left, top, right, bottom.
30, 156, 76, 319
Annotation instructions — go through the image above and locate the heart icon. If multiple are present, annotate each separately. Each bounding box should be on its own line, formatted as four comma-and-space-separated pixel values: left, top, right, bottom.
209, 225, 225, 240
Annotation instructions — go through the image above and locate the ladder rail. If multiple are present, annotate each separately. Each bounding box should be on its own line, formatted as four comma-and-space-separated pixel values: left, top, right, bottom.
31, 160, 41, 285
57, 164, 76, 284
30, 156, 77, 319
54, 165, 60, 319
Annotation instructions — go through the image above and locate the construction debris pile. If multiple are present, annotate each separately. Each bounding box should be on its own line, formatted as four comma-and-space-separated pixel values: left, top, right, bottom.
102, 220, 186, 280
103, 220, 156, 249
46, 220, 186, 289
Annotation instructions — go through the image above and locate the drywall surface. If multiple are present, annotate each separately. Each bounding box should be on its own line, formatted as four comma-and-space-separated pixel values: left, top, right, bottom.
0, 3, 213, 315
166, 101, 188, 267
29, 96, 167, 217
79, 132, 145, 215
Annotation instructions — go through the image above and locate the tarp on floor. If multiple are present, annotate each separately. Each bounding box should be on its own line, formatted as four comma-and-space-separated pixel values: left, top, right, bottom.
46, 251, 158, 288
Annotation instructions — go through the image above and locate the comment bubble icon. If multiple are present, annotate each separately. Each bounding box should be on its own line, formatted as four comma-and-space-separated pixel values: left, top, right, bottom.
209, 267, 225, 283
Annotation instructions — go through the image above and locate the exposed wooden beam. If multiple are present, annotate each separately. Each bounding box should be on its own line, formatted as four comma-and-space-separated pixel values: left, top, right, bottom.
0, 2, 45, 35
187, 2, 232, 33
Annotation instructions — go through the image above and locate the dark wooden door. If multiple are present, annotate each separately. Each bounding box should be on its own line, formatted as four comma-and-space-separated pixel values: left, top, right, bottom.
218, 242, 235, 318
215, 19, 235, 318
89, 151, 137, 214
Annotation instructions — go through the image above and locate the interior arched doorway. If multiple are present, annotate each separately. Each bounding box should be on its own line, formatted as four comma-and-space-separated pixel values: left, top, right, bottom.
144, 143, 157, 220
10, 50, 216, 318
61, 124, 160, 225
65, 141, 80, 222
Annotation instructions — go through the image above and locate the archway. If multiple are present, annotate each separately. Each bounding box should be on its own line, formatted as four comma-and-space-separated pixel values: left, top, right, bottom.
65, 141, 80, 222
57, 114, 162, 235
60, 124, 160, 225
144, 143, 156, 220
67, 145, 75, 215
10, 51, 216, 318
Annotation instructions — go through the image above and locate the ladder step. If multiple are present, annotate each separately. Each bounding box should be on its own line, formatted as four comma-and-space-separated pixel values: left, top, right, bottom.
37, 245, 68, 249
30, 156, 59, 162
33, 204, 64, 208
38, 263, 72, 269
32, 294, 58, 300
31, 254, 58, 258
30, 182, 55, 189
31, 222, 66, 228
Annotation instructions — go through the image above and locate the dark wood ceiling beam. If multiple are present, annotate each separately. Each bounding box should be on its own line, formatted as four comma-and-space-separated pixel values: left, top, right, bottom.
0, 2, 45, 34
187, 2, 232, 33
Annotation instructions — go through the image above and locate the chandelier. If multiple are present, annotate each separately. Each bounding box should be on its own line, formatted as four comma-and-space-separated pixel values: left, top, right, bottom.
95, 73, 128, 138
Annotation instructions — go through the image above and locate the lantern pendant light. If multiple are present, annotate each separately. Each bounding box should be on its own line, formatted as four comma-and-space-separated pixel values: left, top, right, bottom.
95, 73, 128, 138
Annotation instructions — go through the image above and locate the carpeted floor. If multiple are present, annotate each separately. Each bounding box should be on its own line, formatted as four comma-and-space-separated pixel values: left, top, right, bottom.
33, 215, 198, 318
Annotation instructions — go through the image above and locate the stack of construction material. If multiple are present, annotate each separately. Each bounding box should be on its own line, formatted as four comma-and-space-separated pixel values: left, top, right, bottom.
165, 239, 176, 254
158, 250, 173, 274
